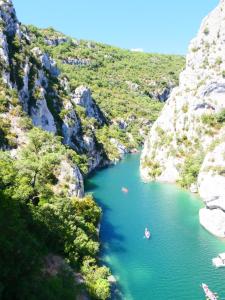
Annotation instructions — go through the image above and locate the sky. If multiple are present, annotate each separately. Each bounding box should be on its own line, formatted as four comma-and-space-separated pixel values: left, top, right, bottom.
13, 0, 219, 55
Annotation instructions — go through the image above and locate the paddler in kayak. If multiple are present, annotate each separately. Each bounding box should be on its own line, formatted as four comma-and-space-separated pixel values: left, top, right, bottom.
145, 228, 151, 239
121, 187, 128, 193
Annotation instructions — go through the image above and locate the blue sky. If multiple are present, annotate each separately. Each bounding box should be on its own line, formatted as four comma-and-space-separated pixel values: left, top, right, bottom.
13, 0, 218, 55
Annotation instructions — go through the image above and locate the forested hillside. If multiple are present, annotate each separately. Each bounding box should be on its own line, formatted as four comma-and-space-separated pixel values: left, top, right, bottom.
0, 0, 184, 299
27, 25, 185, 159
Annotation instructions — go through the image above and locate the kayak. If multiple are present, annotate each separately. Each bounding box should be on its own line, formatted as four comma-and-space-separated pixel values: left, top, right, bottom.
202, 283, 218, 300
122, 187, 128, 193
145, 228, 151, 239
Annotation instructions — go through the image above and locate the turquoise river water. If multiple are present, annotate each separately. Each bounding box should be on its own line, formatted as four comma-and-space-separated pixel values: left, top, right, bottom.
86, 154, 225, 300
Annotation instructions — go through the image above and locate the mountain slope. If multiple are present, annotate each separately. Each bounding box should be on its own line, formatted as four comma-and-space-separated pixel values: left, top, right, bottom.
141, 0, 225, 237
27, 25, 185, 159
0, 0, 184, 298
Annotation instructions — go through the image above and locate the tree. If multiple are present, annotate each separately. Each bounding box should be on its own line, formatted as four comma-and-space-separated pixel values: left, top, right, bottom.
13, 128, 64, 204
0, 191, 43, 300
81, 257, 110, 300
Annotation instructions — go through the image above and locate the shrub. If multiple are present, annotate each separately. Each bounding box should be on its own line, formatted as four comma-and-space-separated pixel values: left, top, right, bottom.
182, 104, 188, 113
215, 57, 223, 65
201, 113, 217, 127
204, 27, 209, 35
216, 108, 225, 123
143, 159, 162, 179
178, 154, 204, 188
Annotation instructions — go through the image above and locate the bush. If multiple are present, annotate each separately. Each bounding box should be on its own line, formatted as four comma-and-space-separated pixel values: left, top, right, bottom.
178, 154, 204, 188
216, 108, 225, 123
201, 113, 217, 127
81, 257, 110, 300
204, 27, 209, 35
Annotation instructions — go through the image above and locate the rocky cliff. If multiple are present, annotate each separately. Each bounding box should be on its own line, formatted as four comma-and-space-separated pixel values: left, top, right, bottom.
141, 0, 225, 237
0, 0, 183, 199
0, 0, 110, 197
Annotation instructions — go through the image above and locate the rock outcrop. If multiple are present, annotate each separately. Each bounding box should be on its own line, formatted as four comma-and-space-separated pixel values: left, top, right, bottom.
71, 86, 107, 126
53, 159, 84, 198
62, 57, 91, 66
141, 0, 225, 237
0, 0, 109, 197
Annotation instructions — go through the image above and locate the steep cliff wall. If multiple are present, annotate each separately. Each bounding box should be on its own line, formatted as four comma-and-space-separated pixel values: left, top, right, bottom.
141, 0, 225, 237
0, 0, 110, 197
0, 0, 183, 197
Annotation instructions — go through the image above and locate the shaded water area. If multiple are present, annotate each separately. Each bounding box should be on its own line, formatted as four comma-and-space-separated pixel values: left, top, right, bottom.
86, 154, 225, 300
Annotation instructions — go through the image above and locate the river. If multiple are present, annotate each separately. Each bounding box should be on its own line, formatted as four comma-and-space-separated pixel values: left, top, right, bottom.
86, 154, 225, 300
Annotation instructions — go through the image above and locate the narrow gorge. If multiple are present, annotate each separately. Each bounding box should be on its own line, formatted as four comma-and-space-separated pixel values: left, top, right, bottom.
1, 0, 225, 299
0, 0, 184, 299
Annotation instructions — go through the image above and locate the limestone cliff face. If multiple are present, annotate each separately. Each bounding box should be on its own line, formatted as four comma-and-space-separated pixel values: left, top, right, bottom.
71, 86, 107, 126
141, 0, 225, 237
0, 0, 109, 197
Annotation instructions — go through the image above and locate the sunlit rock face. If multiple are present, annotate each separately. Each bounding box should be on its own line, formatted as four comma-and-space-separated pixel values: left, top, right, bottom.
141, 0, 225, 237
71, 86, 107, 126
0, 0, 110, 197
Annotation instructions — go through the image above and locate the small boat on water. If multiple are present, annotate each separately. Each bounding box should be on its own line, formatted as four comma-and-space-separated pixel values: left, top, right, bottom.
145, 228, 151, 239
212, 252, 225, 268
202, 283, 218, 300
121, 187, 128, 193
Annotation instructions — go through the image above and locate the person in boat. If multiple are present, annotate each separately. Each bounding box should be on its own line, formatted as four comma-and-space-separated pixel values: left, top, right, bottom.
202, 283, 218, 300
145, 227, 151, 239
121, 187, 128, 193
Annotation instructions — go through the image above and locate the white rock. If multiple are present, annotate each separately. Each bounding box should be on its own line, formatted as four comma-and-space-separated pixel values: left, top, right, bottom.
110, 138, 128, 157
83, 135, 104, 172
0, 0, 19, 37
72, 86, 105, 125
62, 100, 81, 149
19, 57, 30, 112
190, 183, 198, 194
54, 159, 84, 198
140, 0, 225, 237
198, 142, 225, 211
31, 47, 59, 77
31, 99, 57, 134
199, 208, 225, 238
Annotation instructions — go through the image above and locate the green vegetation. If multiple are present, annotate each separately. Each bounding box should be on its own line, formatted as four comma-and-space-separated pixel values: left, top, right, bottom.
178, 154, 204, 188
0, 128, 110, 299
142, 158, 162, 179
182, 103, 188, 113
204, 27, 210, 35
215, 56, 223, 65
27, 26, 184, 158
0, 22, 185, 299
216, 108, 225, 123
201, 109, 225, 133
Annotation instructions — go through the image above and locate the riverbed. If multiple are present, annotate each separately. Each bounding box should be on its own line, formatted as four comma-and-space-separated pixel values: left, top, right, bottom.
86, 154, 225, 300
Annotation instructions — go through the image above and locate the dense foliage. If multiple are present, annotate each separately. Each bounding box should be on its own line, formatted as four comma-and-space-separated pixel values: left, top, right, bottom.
178, 154, 204, 189
27, 26, 185, 158
0, 20, 185, 299
0, 128, 110, 299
